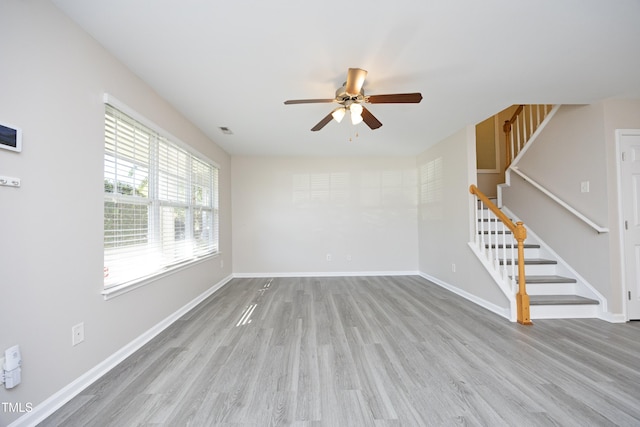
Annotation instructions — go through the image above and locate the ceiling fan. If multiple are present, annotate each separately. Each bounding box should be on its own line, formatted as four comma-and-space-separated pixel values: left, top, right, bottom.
284, 68, 423, 131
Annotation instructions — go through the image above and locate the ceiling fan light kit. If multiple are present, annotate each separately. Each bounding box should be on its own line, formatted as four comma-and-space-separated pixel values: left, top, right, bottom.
349, 103, 363, 125
284, 68, 423, 131
331, 107, 346, 123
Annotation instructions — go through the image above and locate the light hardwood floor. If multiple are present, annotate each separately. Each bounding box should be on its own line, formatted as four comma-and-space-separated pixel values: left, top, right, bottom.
40, 276, 640, 426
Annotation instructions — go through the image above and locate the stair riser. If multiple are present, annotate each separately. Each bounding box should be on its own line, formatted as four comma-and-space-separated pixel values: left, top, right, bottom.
514, 264, 557, 276
526, 282, 578, 296
483, 262, 557, 277
484, 248, 541, 259
477, 222, 510, 232
477, 232, 513, 240
530, 304, 598, 319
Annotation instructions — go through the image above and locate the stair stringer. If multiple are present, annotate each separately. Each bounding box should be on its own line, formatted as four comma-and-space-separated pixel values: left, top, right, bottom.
500, 205, 607, 319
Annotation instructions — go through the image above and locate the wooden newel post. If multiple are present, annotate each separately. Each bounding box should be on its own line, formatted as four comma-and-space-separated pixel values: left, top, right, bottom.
514, 221, 532, 325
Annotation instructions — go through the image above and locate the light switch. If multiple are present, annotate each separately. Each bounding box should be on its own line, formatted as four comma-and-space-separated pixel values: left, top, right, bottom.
580, 181, 590, 193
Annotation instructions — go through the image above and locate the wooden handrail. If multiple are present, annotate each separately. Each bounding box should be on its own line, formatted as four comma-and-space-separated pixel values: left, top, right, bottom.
505, 105, 525, 127
470, 184, 531, 325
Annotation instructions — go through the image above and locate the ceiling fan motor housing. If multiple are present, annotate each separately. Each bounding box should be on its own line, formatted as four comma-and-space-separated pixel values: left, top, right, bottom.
335, 84, 365, 106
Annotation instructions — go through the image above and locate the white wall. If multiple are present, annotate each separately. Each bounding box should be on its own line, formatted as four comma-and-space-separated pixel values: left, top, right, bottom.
417, 127, 510, 311
0, 2, 231, 424
232, 156, 419, 275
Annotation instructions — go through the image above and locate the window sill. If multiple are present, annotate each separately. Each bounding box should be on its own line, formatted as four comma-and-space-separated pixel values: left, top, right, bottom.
102, 253, 220, 300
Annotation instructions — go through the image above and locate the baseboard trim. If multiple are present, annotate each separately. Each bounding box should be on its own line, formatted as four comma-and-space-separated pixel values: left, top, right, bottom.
233, 271, 420, 278
598, 311, 627, 323
9, 274, 233, 427
418, 272, 512, 321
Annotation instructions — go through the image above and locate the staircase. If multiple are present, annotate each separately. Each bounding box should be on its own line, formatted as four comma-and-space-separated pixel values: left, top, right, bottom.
472, 104, 607, 321
476, 201, 601, 320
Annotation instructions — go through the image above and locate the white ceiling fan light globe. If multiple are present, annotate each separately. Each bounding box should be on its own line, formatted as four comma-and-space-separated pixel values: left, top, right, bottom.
331, 107, 346, 123
350, 103, 363, 125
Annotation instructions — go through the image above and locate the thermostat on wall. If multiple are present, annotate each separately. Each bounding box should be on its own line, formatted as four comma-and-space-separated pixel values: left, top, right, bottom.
0, 121, 22, 152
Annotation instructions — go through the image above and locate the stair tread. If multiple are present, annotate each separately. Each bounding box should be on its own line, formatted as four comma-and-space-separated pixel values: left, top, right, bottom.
529, 295, 599, 305
515, 275, 577, 284
500, 258, 557, 265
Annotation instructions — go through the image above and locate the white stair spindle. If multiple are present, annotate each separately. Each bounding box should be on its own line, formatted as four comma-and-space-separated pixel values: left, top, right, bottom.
510, 129, 516, 164
501, 221, 507, 279
511, 232, 516, 291
488, 209, 493, 263
480, 202, 485, 255
492, 212, 499, 269
516, 116, 525, 153
528, 105, 534, 140
515, 116, 520, 156
474, 195, 479, 247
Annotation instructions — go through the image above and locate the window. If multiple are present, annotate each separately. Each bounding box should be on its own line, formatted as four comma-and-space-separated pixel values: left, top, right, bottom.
103, 103, 219, 289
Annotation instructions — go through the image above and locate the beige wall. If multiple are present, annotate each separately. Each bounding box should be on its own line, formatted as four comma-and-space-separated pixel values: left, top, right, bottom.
231, 156, 419, 274
516, 104, 609, 224
6, 2, 638, 424
502, 101, 640, 315
0, 2, 231, 424
417, 127, 510, 309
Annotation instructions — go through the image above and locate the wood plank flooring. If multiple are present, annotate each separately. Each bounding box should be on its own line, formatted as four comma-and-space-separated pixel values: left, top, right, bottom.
40, 276, 640, 426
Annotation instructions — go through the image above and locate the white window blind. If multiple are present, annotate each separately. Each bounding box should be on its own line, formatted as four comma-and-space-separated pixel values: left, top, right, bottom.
104, 104, 218, 288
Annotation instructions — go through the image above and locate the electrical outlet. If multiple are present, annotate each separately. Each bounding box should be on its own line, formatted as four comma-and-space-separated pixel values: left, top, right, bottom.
326, 254, 332, 262
72, 323, 85, 346
346, 254, 352, 262
452, 263, 456, 273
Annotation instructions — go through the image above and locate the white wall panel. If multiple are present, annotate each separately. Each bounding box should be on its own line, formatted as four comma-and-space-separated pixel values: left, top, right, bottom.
232, 157, 418, 274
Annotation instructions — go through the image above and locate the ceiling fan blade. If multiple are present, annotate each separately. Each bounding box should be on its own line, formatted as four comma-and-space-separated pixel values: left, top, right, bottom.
284, 99, 336, 105
310, 112, 334, 131
361, 106, 383, 130
345, 68, 368, 96
366, 93, 423, 104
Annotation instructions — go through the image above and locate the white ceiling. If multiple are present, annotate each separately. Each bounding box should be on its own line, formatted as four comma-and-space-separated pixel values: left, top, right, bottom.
52, 0, 640, 157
